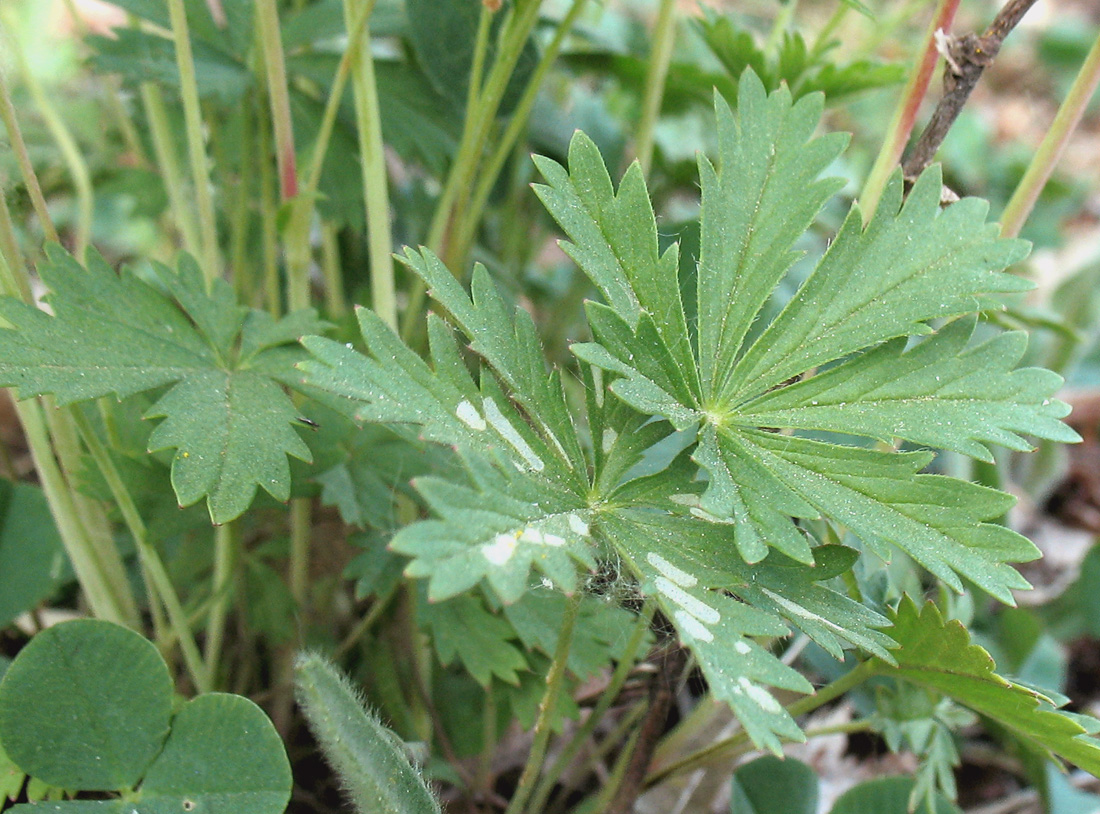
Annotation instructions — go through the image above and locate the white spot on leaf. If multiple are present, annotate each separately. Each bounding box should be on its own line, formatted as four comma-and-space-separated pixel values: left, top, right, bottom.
568, 514, 590, 536
674, 610, 714, 643
646, 552, 697, 588
739, 678, 782, 713
656, 577, 720, 625
456, 399, 486, 431
483, 398, 544, 471
482, 533, 517, 565
601, 428, 617, 453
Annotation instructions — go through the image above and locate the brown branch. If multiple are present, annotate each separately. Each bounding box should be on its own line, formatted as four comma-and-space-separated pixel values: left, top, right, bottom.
604, 643, 689, 814
901, 0, 1040, 180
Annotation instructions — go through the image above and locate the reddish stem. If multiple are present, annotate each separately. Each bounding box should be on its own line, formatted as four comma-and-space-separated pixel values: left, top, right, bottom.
894, 0, 961, 170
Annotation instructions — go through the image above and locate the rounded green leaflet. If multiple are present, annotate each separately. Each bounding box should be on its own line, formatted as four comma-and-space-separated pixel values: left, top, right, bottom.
137, 694, 292, 814
828, 777, 961, 814
0, 481, 67, 628
0, 619, 172, 791
730, 755, 818, 814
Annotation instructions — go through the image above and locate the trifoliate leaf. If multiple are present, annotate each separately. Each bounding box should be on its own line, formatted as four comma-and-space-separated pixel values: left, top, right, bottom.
0, 247, 323, 523
418, 593, 528, 687
878, 598, 1100, 775
533, 69, 1072, 601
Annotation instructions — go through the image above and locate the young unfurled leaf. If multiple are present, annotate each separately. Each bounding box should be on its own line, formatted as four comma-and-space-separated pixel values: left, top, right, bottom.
534, 69, 1075, 601
0, 247, 325, 523
295, 654, 442, 814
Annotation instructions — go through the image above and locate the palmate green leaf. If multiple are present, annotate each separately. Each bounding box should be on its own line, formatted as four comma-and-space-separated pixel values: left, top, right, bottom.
534, 69, 1074, 601
0, 247, 323, 523
301, 246, 892, 753
879, 599, 1100, 776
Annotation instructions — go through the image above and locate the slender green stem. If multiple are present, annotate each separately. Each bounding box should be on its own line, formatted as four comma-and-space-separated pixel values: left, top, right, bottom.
860, 0, 960, 222
342, 0, 396, 327
289, 496, 312, 613
636, 0, 677, 174
256, 0, 312, 318
591, 724, 643, 813
449, 0, 590, 272
140, 83, 203, 257
258, 117, 282, 316
1000, 29, 1100, 239
333, 590, 396, 658
167, 0, 221, 282
204, 522, 238, 682
320, 221, 347, 317
809, 4, 849, 60
14, 399, 135, 625
546, 700, 647, 814
803, 718, 875, 739
278, 0, 373, 314
427, 0, 543, 259
256, 0, 299, 203
5, 17, 93, 257
764, 0, 798, 57
229, 101, 255, 298
646, 658, 881, 785
504, 591, 582, 814
0, 188, 30, 301
70, 409, 211, 692
300, 0, 376, 204
466, 5, 495, 118
0, 50, 60, 244
402, 0, 544, 341
527, 599, 655, 813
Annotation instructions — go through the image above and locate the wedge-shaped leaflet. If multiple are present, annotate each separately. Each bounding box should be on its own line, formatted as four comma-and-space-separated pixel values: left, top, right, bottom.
600, 510, 892, 752
878, 599, 1100, 775
534, 70, 1072, 599
399, 248, 588, 481
302, 308, 579, 490
728, 432, 1040, 602
737, 318, 1076, 460
392, 458, 596, 604
300, 286, 594, 604
0, 248, 322, 523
